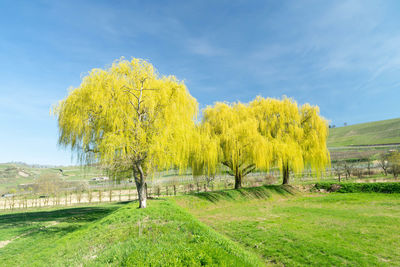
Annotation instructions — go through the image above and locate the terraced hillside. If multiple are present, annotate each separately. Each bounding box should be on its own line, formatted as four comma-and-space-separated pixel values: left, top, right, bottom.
328, 118, 400, 147
0, 163, 103, 192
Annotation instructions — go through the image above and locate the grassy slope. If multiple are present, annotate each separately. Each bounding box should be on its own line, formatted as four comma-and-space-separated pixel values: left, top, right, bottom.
175, 186, 400, 266
328, 117, 400, 147
2, 185, 400, 266
0, 200, 262, 266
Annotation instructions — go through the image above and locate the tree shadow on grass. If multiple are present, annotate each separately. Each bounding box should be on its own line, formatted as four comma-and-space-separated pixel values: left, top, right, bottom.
0, 204, 125, 228
190, 185, 296, 203
19, 224, 84, 240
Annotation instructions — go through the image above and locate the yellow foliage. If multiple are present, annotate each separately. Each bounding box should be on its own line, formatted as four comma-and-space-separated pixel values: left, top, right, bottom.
193, 101, 274, 186
53, 58, 198, 176
193, 96, 330, 186
53, 57, 329, 189
250, 96, 330, 176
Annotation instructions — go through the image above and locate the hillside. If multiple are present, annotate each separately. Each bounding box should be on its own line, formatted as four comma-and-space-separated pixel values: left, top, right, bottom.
328, 118, 400, 147
0, 199, 262, 266
0, 163, 103, 193
1, 186, 399, 266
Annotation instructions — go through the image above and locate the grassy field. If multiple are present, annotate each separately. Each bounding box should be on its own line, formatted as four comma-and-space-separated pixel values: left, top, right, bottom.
175, 186, 400, 266
1, 185, 399, 266
328, 117, 400, 147
0, 199, 261, 266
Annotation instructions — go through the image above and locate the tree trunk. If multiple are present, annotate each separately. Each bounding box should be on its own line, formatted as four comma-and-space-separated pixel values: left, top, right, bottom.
135, 180, 147, 208
134, 163, 147, 208
282, 163, 289, 185
234, 173, 242, 189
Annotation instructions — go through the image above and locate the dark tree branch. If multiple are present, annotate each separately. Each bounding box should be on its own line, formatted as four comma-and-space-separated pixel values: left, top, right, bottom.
242, 164, 256, 176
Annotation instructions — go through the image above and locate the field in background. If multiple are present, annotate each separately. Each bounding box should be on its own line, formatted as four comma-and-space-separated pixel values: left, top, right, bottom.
0, 163, 103, 192
328, 118, 400, 147
1, 160, 399, 211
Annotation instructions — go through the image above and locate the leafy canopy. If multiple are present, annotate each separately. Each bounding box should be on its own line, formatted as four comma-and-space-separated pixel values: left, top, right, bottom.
192, 96, 330, 179
250, 96, 330, 175
53, 58, 198, 175
192, 101, 275, 179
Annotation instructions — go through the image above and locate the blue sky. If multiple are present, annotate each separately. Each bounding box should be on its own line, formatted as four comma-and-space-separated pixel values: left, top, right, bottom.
1, 0, 400, 165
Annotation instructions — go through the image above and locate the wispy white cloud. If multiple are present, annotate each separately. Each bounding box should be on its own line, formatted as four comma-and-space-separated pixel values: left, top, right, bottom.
186, 38, 227, 57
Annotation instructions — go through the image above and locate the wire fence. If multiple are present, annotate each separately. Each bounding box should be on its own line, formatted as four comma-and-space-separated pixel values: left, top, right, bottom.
0, 165, 395, 212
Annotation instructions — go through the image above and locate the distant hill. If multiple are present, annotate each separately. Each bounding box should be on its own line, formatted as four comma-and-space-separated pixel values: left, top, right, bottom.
328, 118, 400, 147
0, 163, 103, 193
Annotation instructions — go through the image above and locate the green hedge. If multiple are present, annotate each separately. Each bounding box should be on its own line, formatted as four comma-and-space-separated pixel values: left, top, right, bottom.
314, 182, 400, 193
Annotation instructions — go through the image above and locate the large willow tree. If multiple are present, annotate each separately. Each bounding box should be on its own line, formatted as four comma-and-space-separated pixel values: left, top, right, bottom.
53, 58, 198, 208
250, 96, 330, 184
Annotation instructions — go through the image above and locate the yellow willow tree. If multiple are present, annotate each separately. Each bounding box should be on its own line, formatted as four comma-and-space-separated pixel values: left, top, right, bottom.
53, 58, 198, 208
250, 96, 330, 184
194, 102, 275, 189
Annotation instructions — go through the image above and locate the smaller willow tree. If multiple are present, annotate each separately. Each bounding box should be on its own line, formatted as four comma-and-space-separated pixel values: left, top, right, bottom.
194, 97, 330, 187
53, 58, 198, 208
250, 96, 330, 184
193, 102, 275, 189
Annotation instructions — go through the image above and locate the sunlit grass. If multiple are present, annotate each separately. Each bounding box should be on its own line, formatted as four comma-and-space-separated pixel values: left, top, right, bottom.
177, 188, 400, 266
0, 200, 261, 266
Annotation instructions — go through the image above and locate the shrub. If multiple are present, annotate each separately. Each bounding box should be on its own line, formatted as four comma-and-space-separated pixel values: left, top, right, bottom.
314, 182, 400, 193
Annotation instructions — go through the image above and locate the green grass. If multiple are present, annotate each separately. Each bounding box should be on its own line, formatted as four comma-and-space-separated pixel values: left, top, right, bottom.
328, 117, 400, 147
176, 186, 400, 266
0, 200, 262, 266
2, 185, 400, 266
